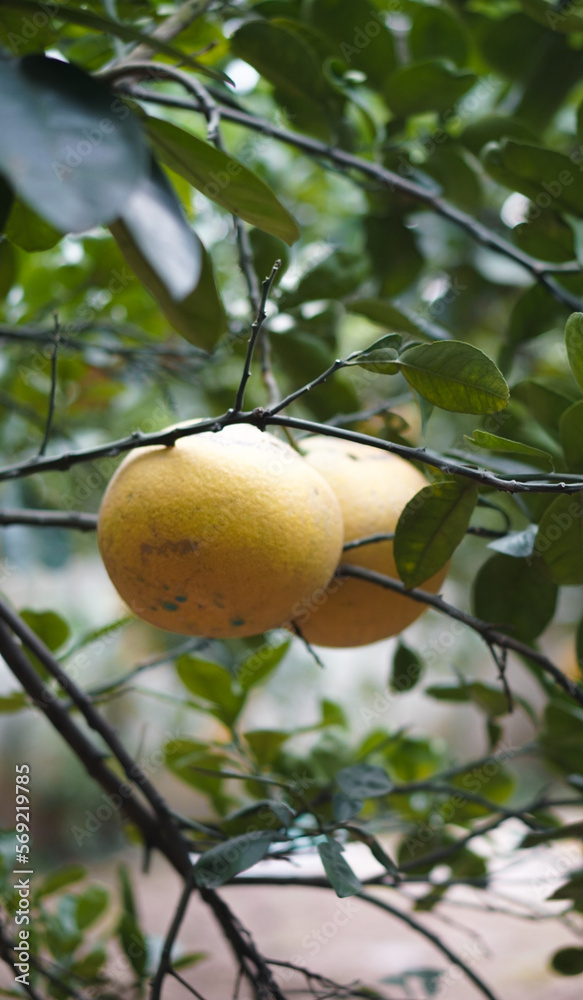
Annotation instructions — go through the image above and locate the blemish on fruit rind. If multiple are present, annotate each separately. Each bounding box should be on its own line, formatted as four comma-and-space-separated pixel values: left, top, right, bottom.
230, 617, 245, 627
162, 601, 178, 611
174, 595, 187, 602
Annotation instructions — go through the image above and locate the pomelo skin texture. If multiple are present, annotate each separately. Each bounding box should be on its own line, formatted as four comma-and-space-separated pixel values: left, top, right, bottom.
97, 424, 344, 639
297, 436, 449, 648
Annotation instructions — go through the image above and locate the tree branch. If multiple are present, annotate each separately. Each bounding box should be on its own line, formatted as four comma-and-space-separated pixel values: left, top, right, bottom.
151, 874, 195, 1000
121, 86, 583, 313
0, 508, 98, 531
336, 564, 583, 706
233, 262, 281, 413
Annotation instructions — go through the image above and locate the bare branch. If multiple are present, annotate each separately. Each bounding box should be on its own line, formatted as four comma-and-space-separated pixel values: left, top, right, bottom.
233, 262, 281, 413
0, 508, 98, 531
151, 874, 195, 1000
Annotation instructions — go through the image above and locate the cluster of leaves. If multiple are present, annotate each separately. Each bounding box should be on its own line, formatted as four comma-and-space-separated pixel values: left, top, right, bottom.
3, 0, 583, 994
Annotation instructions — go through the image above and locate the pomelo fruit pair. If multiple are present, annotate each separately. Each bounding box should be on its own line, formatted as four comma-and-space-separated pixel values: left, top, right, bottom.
97, 424, 447, 647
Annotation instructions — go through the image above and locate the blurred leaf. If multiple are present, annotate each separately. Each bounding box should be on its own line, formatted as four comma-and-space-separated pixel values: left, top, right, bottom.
0, 693, 27, 713
390, 642, 423, 693
385, 60, 476, 117
194, 832, 274, 887
409, 5, 468, 66
245, 729, 290, 765
321, 699, 347, 728
551, 947, 583, 976
565, 313, 583, 392
4, 197, 62, 251
0, 240, 17, 300
236, 641, 291, 691
461, 115, 537, 156
249, 228, 289, 284
473, 554, 557, 641
394, 342, 509, 414
75, 885, 109, 929
483, 140, 583, 218
550, 872, 583, 901
366, 216, 424, 297
519, 0, 583, 33
308, 0, 397, 86
465, 429, 553, 469
70, 947, 107, 980
513, 209, 575, 263
20, 609, 70, 651
347, 299, 424, 336
521, 820, 583, 847
512, 380, 574, 437
222, 800, 294, 836
332, 792, 363, 822
281, 250, 368, 307
560, 400, 583, 471
506, 284, 565, 351
147, 118, 299, 245
536, 493, 583, 585
0, 54, 147, 232
318, 837, 362, 898
173, 952, 207, 970
176, 656, 245, 726
336, 764, 393, 799
35, 865, 86, 899
394, 479, 478, 588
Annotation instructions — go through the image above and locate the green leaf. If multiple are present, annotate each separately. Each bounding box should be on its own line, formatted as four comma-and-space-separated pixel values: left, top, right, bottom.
236, 641, 291, 691
147, 118, 299, 246
116, 157, 201, 301
321, 699, 347, 728
317, 837, 362, 898
172, 952, 207, 971
551, 947, 583, 976
20, 609, 70, 651
75, 885, 109, 930
366, 215, 424, 297
409, 6, 468, 67
110, 220, 225, 351
536, 493, 583, 585
506, 284, 565, 352
513, 208, 576, 263
487, 525, 538, 559
483, 140, 583, 218
560, 400, 583, 472
461, 115, 538, 157
282, 250, 368, 308
565, 313, 583, 392
512, 380, 574, 437
70, 947, 107, 980
332, 793, 363, 822
0, 54, 147, 232
521, 820, 583, 847
4, 197, 62, 251
245, 729, 290, 765
519, 0, 583, 33
390, 642, 424, 693
394, 341, 509, 414
308, 0, 397, 87
0, 1, 230, 80
394, 479, 478, 588
0, 240, 16, 300
194, 832, 274, 887
35, 865, 86, 899
222, 801, 294, 837
465, 429, 553, 469
385, 60, 476, 117
176, 656, 245, 727
0, 693, 27, 713
249, 227, 290, 284
550, 872, 583, 901
118, 912, 148, 980
425, 684, 471, 703
474, 553, 558, 641
347, 299, 423, 336
336, 764, 393, 799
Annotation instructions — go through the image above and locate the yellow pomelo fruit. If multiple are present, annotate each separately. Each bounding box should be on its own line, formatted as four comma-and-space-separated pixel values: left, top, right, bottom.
97, 424, 344, 638
298, 436, 449, 648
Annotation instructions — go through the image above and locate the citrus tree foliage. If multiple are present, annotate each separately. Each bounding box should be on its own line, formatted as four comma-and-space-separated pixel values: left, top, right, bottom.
2, 1, 583, 997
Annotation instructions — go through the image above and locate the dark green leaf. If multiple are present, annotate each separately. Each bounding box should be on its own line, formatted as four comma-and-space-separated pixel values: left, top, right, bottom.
474, 554, 558, 641
390, 642, 424, 693
385, 60, 476, 117
560, 400, 583, 472
394, 341, 509, 414
0, 54, 147, 232
551, 947, 583, 976
282, 250, 368, 308
461, 115, 538, 157
75, 885, 109, 929
222, 801, 294, 836
4, 197, 62, 251
318, 837, 362, 898
507, 284, 565, 351
513, 208, 575, 263
487, 524, 538, 558
0, 240, 16, 300
111, 220, 225, 351
146, 118, 299, 245
394, 479, 478, 588
409, 6, 468, 66
332, 792, 363, 822
347, 299, 424, 336
194, 832, 274, 887
249, 228, 289, 284
521, 820, 583, 847
425, 684, 471, 703
512, 380, 574, 436
366, 216, 424, 297
35, 865, 86, 899
245, 729, 290, 765
118, 912, 148, 979
483, 140, 583, 218
519, 0, 583, 33
550, 873, 583, 901
336, 764, 393, 799
176, 656, 245, 727
565, 313, 583, 392
308, 0, 397, 87
70, 947, 107, 980
465, 429, 553, 469
536, 493, 583, 585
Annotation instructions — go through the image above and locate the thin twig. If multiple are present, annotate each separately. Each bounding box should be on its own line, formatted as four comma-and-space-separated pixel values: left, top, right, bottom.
169, 968, 210, 1000
291, 621, 326, 669
233, 261, 281, 412
122, 86, 583, 312
151, 873, 195, 1000
37, 324, 60, 457
0, 508, 98, 531
336, 564, 583, 706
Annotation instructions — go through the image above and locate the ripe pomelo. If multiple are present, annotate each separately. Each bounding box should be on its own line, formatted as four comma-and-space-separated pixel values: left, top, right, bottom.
97, 424, 344, 638
297, 436, 448, 647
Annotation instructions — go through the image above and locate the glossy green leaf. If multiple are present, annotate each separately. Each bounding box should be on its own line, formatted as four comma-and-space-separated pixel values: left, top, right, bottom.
110, 219, 225, 351
336, 764, 393, 799
390, 642, 423, 693
560, 400, 583, 472
176, 656, 245, 726
394, 341, 509, 414
487, 525, 538, 559
194, 832, 274, 887
565, 313, 583, 392
483, 140, 583, 218
385, 60, 476, 117
474, 553, 558, 641
465, 429, 553, 469
350, 333, 403, 374
551, 947, 583, 976
146, 118, 299, 245
536, 493, 583, 585
394, 479, 478, 588
0, 54, 147, 232
318, 837, 362, 898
